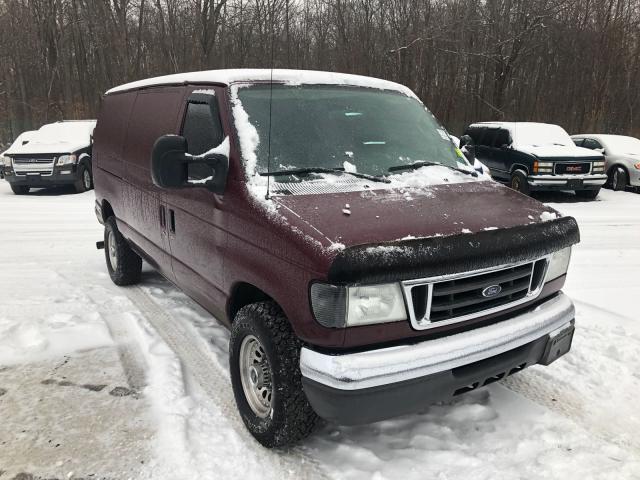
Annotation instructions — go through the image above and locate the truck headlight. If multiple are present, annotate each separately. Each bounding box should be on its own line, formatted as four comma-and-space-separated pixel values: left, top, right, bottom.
1, 155, 11, 167
546, 247, 572, 281
56, 154, 77, 166
310, 282, 407, 328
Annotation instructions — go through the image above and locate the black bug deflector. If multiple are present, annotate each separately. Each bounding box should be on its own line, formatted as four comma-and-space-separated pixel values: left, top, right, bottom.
328, 216, 580, 283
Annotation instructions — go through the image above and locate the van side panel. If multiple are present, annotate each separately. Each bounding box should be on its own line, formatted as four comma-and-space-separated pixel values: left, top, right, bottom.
93, 92, 136, 226
94, 93, 134, 179
119, 87, 185, 281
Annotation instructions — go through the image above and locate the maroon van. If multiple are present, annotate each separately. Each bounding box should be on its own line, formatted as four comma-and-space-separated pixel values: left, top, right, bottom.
93, 69, 578, 448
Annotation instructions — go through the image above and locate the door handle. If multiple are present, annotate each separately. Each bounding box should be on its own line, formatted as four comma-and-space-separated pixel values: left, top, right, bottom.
159, 205, 166, 229
169, 209, 176, 234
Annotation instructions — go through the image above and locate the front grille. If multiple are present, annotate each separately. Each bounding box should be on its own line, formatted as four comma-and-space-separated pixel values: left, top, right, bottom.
402, 259, 549, 330
12, 157, 55, 176
554, 162, 591, 175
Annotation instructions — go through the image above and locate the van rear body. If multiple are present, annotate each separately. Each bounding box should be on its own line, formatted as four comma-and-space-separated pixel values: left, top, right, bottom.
93, 70, 578, 447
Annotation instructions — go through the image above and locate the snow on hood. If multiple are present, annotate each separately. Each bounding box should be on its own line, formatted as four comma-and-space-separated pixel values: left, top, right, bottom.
4, 121, 96, 156
516, 144, 603, 159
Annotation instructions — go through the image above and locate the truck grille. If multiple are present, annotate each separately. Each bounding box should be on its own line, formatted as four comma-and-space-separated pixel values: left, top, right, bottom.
12, 157, 55, 176
554, 162, 591, 175
402, 258, 549, 330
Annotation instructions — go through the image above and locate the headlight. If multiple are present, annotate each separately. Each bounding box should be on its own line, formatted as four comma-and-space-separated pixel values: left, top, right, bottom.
546, 247, 572, 281
1, 155, 11, 167
310, 282, 407, 328
56, 154, 77, 166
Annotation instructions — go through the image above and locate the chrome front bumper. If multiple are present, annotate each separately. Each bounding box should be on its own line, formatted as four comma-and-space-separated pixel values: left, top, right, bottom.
300, 293, 574, 391
527, 174, 607, 187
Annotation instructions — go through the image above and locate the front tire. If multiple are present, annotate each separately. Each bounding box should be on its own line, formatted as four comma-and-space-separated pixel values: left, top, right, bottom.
510, 170, 530, 195
230, 302, 320, 448
74, 163, 93, 193
10, 185, 29, 195
575, 188, 600, 200
104, 216, 142, 286
608, 167, 627, 191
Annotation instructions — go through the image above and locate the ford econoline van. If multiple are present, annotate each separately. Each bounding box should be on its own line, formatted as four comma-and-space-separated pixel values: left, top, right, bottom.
93, 70, 578, 447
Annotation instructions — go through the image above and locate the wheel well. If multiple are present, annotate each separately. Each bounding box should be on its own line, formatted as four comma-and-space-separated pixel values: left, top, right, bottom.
228, 282, 273, 322
510, 164, 529, 175
607, 163, 629, 176
102, 200, 115, 222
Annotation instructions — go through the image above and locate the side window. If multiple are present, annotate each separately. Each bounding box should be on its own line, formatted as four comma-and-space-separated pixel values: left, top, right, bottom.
572, 138, 584, 147
465, 126, 483, 145
182, 97, 224, 181
583, 138, 603, 150
480, 128, 498, 147
494, 129, 511, 147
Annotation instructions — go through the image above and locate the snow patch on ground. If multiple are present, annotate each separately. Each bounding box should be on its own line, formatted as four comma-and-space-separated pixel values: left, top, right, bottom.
0, 311, 112, 366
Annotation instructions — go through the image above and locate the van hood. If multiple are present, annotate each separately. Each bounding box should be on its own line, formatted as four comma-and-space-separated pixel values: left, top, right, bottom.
271, 180, 579, 280
516, 144, 603, 159
273, 180, 559, 248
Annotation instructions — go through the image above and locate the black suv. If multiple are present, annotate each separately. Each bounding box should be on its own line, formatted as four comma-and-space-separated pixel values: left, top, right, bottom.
1, 120, 96, 195
462, 122, 607, 198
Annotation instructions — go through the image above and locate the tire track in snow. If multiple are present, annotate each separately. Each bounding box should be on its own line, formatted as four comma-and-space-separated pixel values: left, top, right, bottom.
123, 285, 330, 480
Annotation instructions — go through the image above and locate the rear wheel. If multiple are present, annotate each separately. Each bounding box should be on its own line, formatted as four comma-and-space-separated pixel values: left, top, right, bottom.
510, 170, 530, 195
230, 301, 320, 447
608, 167, 628, 191
10, 185, 29, 195
104, 216, 142, 286
575, 188, 600, 200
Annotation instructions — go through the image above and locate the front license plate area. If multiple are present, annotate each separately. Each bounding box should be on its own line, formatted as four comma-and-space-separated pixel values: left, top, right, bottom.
540, 325, 574, 365
567, 179, 583, 189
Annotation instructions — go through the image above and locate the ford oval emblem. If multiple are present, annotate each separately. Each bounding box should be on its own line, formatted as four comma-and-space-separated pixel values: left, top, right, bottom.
482, 285, 502, 297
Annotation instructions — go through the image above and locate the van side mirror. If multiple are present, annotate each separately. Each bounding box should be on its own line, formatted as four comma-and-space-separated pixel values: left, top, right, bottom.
151, 135, 229, 194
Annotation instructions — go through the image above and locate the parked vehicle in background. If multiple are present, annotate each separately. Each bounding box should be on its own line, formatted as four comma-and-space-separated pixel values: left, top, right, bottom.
571, 134, 640, 191
94, 69, 578, 448
0, 130, 36, 179
462, 122, 607, 199
1, 120, 96, 194
450, 134, 491, 177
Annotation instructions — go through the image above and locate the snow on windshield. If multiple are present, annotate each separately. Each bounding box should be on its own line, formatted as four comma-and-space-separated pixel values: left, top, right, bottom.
604, 136, 640, 155
511, 123, 573, 147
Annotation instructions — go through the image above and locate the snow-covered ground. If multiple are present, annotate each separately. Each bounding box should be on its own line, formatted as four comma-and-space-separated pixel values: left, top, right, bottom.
0, 182, 638, 479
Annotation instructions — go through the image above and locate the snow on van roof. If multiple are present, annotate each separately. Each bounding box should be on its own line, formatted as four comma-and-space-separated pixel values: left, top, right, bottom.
105, 69, 417, 97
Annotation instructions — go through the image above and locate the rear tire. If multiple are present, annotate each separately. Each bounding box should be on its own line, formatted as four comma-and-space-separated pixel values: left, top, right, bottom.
230, 301, 320, 448
608, 167, 627, 191
510, 170, 530, 195
74, 163, 93, 193
104, 216, 142, 286
575, 188, 600, 200
10, 185, 29, 195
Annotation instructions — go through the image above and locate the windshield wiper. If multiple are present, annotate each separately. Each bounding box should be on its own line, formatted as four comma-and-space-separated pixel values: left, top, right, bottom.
388, 160, 478, 177
260, 167, 390, 183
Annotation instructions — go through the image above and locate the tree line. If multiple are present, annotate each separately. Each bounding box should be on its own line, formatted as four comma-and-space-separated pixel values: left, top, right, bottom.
0, 0, 639, 145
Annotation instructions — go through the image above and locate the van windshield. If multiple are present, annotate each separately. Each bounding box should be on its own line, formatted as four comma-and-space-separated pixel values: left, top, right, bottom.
234, 85, 465, 178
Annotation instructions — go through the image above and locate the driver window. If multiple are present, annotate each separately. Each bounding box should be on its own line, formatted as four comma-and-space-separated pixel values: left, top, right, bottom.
182, 99, 224, 181
583, 138, 603, 150
493, 129, 511, 147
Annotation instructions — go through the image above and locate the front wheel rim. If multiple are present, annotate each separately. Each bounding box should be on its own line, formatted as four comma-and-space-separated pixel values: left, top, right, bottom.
239, 335, 273, 418
107, 230, 118, 270
83, 169, 91, 189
